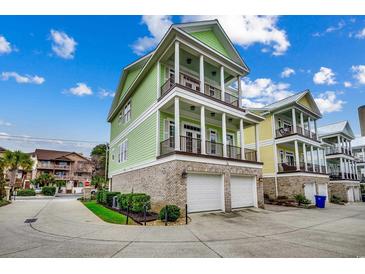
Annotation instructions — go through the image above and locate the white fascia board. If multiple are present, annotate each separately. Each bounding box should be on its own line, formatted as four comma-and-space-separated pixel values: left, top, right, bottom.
275, 135, 322, 147
277, 173, 329, 178
325, 154, 355, 161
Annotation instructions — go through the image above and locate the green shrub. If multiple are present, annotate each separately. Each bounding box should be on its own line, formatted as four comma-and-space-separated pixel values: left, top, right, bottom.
17, 189, 36, 196
96, 189, 106, 203
118, 193, 151, 213
330, 195, 343, 204
42, 186, 56, 196
159, 205, 181, 222
294, 194, 311, 205
96, 189, 119, 206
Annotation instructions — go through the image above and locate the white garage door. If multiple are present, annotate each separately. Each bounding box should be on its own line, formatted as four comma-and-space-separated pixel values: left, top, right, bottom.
317, 183, 328, 197
230, 176, 256, 208
187, 174, 223, 213
347, 187, 355, 202
304, 183, 316, 203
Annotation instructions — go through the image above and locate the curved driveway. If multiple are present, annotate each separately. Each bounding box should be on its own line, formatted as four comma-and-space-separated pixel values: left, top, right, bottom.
0, 197, 365, 257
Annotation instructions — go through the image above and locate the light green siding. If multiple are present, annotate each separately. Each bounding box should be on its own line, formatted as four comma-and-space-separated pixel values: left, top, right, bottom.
191, 30, 230, 58
119, 68, 142, 102
109, 112, 157, 174
110, 65, 157, 141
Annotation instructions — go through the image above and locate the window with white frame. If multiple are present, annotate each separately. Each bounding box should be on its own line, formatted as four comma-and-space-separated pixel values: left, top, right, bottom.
123, 101, 131, 124
118, 140, 128, 163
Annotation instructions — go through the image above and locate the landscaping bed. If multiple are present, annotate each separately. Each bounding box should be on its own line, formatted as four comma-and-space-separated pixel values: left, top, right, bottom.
82, 200, 134, 224
264, 195, 316, 209
0, 200, 10, 207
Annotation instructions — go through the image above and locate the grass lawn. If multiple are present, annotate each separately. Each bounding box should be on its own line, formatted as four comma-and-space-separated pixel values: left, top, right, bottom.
0, 200, 10, 207
82, 200, 134, 225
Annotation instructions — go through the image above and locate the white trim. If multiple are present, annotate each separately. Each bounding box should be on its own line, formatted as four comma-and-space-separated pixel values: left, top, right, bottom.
277, 173, 329, 178
155, 110, 160, 157
156, 61, 160, 98
275, 134, 321, 147
326, 154, 355, 161
109, 153, 263, 177
262, 173, 276, 178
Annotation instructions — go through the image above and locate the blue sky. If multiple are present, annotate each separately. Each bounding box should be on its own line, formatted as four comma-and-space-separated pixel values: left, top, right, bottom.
0, 15, 365, 155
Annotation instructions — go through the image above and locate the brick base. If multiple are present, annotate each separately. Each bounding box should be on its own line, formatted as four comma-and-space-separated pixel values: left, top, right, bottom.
328, 181, 361, 202
263, 175, 329, 200
111, 159, 263, 212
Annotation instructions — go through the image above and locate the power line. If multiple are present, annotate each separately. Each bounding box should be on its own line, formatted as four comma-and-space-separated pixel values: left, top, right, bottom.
0, 134, 106, 144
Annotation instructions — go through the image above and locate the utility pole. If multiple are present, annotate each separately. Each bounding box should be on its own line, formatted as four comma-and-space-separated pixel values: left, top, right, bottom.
104, 142, 110, 190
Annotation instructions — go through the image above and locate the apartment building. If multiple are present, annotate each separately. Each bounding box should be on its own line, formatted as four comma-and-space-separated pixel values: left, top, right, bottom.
108, 20, 265, 213
246, 90, 329, 203
31, 149, 93, 194
318, 121, 361, 202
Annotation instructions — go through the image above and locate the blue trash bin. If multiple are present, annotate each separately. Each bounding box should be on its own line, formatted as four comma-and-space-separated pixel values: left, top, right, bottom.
315, 195, 326, 208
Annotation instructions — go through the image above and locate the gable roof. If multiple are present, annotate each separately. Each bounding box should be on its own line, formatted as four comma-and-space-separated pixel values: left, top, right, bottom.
257, 90, 322, 118
33, 149, 90, 162
107, 20, 250, 122
318, 121, 355, 139
352, 136, 365, 148
0, 146, 6, 152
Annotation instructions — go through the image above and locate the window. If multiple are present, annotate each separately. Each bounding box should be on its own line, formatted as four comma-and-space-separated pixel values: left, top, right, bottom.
123, 101, 131, 123
285, 152, 294, 166
118, 140, 128, 163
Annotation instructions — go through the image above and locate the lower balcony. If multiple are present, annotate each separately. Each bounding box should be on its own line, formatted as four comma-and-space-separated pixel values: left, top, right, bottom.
160, 136, 257, 162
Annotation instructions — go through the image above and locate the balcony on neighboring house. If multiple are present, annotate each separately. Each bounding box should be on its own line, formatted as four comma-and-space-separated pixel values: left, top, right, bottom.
160, 136, 257, 162
325, 145, 352, 156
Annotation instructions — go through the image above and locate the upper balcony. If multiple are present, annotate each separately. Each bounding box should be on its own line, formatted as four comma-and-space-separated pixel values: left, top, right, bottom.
37, 162, 71, 170
325, 146, 352, 157
274, 108, 319, 142
158, 41, 244, 112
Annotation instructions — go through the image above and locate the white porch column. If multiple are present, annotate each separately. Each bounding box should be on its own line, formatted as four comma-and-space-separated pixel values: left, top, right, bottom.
300, 112, 304, 133
255, 124, 260, 161
317, 148, 322, 173
341, 137, 345, 153
362, 147, 365, 161
237, 76, 242, 108
200, 106, 206, 155
308, 117, 312, 138
323, 149, 328, 173
199, 55, 204, 94
174, 41, 180, 84
311, 145, 315, 172
292, 108, 297, 133
174, 97, 180, 151
337, 135, 341, 153
240, 119, 245, 160
314, 120, 318, 138
303, 143, 308, 171
220, 66, 225, 101
222, 113, 227, 157
340, 157, 345, 179
294, 140, 300, 171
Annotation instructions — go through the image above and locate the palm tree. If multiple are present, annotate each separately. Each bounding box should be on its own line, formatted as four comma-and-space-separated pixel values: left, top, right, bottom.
2, 150, 34, 191
0, 157, 6, 199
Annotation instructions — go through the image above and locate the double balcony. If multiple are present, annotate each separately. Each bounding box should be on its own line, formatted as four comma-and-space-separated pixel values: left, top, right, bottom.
37, 163, 70, 170
275, 125, 318, 141
160, 136, 257, 162
325, 146, 353, 156
161, 72, 240, 109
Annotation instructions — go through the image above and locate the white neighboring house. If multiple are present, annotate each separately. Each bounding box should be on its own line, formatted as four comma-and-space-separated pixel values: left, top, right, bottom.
352, 136, 365, 184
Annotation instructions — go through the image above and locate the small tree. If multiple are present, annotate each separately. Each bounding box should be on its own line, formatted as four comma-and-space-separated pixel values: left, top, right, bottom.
90, 144, 108, 178
91, 175, 107, 190
34, 173, 56, 187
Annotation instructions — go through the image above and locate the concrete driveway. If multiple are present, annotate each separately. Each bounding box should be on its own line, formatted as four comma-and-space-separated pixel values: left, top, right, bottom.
0, 197, 364, 258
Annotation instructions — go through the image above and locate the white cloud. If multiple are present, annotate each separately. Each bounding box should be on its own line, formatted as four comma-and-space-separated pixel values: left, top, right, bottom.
1, 71, 45, 84
351, 65, 365, 84
281, 67, 295, 78
98, 88, 115, 98
354, 28, 365, 39
344, 81, 352, 88
0, 35, 13, 55
313, 67, 336, 85
313, 20, 346, 37
66, 83, 93, 96
182, 15, 290, 56
0, 119, 12, 126
240, 78, 293, 107
131, 16, 173, 55
0, 132, 9, 136
314, 91, 345, 113
50, 29, 77, 59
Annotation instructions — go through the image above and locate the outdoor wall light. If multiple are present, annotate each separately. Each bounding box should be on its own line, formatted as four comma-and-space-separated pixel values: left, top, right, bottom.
211, 71, 217, 76
210, 112, 216, 117
190, 105, 196, 111
186, 58, 192, 64
228, 118, 233, 123
181, 170, 187, 179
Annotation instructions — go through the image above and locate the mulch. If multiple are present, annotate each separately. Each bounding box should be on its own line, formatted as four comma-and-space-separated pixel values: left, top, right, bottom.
104, 205, 158, 225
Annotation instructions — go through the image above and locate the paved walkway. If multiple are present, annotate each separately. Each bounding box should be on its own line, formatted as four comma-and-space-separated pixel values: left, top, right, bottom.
0, 197, 364, 257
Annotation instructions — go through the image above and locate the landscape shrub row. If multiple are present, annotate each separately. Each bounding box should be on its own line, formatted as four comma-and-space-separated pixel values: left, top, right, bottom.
117, 193, 151, 213
16, 189, 36, 196
96, 189, 119, 207
42, 186, 56, 196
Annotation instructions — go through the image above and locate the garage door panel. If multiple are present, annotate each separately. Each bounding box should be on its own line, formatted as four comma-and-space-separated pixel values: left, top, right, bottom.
231, 176, 256, 208
187, 174, 223, 213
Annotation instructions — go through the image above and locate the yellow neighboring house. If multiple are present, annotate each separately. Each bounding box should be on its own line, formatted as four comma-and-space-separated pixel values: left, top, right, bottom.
244, 90, 329, 203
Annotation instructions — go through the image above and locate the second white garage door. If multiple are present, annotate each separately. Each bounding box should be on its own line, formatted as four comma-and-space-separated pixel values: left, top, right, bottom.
230, 176, 257, 208
187, 174, 224, 213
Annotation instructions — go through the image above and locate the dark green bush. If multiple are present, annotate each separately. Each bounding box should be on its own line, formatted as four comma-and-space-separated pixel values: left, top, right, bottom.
96, 189, 106, 203
118, 193, 151, 213
96, 189, 119, 206
17, 189, 36, 196
159, 205, 181, 222
42, 186, 56, 196
294, 194, 311, 205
